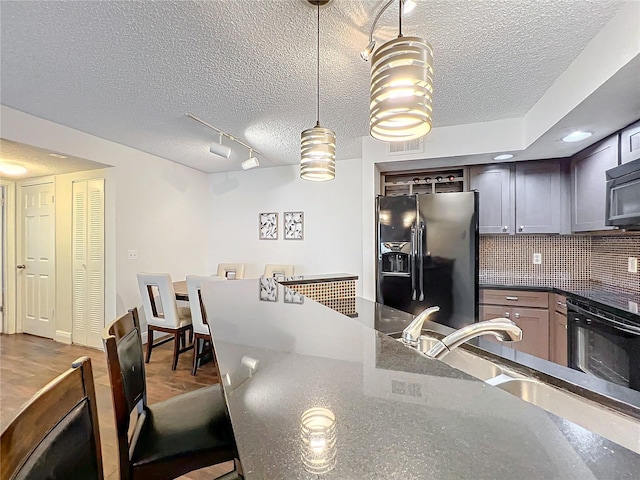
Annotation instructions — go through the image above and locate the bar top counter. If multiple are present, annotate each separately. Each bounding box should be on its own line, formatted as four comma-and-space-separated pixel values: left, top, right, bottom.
201, 279, 640, 479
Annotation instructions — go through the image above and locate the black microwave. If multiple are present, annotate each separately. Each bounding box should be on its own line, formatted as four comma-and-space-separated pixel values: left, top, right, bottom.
605, 158, 640, 228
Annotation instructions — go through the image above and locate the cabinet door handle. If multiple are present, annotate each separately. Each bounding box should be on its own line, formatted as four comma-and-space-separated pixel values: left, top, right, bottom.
504, 312, 510, 318
502, 226, 509, 232
505, 296, 519, 301
518, 225, 524, 232
514, 313, 520, 319
557, 301, 566, 308
17, 264, 26, 269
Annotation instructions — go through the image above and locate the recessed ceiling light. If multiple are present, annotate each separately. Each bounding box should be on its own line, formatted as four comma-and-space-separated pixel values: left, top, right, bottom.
493, 154, 514, 160
562, 131, 592, 143
48, 153, 67, 159
0, 164, 28, 176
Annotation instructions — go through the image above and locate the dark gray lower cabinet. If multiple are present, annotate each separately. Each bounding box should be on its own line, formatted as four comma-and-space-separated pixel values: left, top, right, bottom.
571, 135, 618, 232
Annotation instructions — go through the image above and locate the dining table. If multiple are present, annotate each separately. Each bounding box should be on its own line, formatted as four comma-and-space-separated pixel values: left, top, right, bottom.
173, 280, 188, 301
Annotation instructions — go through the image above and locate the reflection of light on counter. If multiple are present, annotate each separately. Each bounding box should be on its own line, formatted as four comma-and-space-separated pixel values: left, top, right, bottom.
300, 407, 337, 475
241, 355, 260, 375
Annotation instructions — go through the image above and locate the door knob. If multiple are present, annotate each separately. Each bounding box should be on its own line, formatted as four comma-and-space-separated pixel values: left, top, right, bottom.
16, 264, 26, 269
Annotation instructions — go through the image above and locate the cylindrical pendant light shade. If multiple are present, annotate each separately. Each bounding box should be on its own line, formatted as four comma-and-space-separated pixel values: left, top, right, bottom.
300, 126, 336, 181
369, 36, 434, 142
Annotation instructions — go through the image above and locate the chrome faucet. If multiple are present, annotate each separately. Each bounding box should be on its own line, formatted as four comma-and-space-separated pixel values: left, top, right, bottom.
401, 306, 440, 347
423, 318, 523, 359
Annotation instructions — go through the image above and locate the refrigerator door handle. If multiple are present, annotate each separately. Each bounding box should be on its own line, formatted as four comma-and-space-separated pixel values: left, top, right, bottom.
418, 222, 425, 301
410, 225, 417, 301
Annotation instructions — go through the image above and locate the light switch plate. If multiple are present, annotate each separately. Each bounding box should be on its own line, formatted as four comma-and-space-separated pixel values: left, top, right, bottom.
533, 253, 542, 265
128, 250, 138, 260
628, 257, 638, 274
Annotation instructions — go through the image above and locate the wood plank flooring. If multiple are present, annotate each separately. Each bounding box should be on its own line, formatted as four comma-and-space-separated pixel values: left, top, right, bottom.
0, 333, 234, 480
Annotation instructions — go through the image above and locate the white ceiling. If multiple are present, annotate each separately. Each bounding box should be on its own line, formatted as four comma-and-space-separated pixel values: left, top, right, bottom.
0, 0, 635, 173
0, 139, 109, 179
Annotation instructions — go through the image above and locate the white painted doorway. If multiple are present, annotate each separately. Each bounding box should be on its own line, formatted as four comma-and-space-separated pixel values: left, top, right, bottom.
72, 179, 105, 348
18, 181, 55, 339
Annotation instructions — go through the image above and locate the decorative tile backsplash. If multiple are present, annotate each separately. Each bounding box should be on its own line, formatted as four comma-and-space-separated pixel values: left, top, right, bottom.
591, 235, 640, 294
480, 234, 640, 294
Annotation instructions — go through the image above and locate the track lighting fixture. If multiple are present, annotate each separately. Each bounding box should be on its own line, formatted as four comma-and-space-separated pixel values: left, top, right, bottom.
242, 149, 260, 170
209, 133, 232, 159
187, 113, 262, 171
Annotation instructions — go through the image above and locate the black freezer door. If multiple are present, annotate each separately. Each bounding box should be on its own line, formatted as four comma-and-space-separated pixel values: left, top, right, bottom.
376, 195, 418, 311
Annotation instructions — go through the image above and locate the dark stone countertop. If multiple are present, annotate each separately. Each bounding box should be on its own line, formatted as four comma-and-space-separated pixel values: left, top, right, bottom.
202, 279, 640, 479
480, 282, 640, 320
276, 272, 358, 285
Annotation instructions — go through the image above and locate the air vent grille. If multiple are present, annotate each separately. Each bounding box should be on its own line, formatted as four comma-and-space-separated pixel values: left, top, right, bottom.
388, 138, 424, 155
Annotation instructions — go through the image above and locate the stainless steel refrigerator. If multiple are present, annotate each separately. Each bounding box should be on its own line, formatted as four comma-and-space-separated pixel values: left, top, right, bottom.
376, 192, 479, 329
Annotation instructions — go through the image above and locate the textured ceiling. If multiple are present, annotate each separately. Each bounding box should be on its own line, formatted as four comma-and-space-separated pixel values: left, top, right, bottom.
0, 0, 627, 172
0, 139, 109, 179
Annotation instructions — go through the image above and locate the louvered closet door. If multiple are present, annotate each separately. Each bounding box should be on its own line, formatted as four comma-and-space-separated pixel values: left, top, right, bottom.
72, 179, 104, 348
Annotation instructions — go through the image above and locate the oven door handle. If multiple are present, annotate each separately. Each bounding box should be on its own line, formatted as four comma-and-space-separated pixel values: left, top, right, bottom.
570, 304, 640, 335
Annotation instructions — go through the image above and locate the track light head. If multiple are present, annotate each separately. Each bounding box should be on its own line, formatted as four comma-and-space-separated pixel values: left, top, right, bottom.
241, 156, 259, 170
209, 141, 232, 159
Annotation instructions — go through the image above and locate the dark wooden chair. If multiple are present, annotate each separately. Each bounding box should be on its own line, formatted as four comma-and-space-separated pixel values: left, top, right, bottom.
0, 356, 103, 480
102, 308, 240, 480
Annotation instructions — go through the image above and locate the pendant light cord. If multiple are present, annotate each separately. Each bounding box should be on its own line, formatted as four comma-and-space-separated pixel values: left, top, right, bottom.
398, 0, 403, 37
316, 2, 320, 126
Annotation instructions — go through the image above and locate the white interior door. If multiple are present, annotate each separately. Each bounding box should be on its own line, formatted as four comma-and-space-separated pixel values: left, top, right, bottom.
19, 182, 55, 338
72, 179, 105, 348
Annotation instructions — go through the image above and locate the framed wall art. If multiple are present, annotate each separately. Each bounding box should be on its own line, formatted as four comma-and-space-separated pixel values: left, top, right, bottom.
284, 211, 304, 240
259, 212, 278, 240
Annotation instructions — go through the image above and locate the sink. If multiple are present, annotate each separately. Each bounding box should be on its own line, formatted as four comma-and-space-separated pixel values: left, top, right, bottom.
488, 377, 640, 454
417, 335, 505, 381
399, 335, 640, 453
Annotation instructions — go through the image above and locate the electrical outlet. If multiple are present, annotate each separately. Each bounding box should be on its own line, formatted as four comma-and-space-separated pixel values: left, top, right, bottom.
533, 253, 542, 265
628, 257, 638, 274
128, 250, 138, 260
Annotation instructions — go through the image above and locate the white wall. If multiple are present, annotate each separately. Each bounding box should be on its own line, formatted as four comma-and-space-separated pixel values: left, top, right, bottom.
208, 160, 364, 295
1, 106, 211, 334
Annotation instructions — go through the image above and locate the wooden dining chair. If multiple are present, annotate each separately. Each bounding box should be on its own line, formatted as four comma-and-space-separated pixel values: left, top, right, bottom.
1, 357, 103, 480
137, 272, 193, 370
102, 308, 239, 480
186, 275, 226, 376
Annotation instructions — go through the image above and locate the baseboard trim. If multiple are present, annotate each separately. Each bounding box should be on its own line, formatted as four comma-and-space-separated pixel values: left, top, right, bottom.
55, 330, 72, 345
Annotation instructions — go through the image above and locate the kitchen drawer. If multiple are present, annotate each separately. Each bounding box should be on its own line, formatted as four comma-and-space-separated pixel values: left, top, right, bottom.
480, 289, 549, 309
554, 294, 567, 314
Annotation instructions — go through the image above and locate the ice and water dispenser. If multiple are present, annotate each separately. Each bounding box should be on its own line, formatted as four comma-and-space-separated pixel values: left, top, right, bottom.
380, 242, 411, 274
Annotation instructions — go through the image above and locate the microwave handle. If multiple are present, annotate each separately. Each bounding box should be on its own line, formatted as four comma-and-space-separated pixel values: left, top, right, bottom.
571, 303, 640, 335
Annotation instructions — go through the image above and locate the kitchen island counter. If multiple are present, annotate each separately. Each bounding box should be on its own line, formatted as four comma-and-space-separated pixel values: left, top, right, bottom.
202, 279, 640, 479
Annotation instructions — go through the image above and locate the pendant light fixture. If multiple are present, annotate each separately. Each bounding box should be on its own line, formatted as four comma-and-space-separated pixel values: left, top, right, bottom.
300, 0, 336, 182
367, 0, 433, 142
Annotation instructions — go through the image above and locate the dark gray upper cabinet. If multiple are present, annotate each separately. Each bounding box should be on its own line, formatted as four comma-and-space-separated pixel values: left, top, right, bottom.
469, 164, 515, 234
571, 135, 619, 232
515, 160, 562, 234
620, 120, 640, 164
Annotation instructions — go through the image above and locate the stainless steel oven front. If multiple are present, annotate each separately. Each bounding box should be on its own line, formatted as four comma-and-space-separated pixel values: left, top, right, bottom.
568, 299, 640, 392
